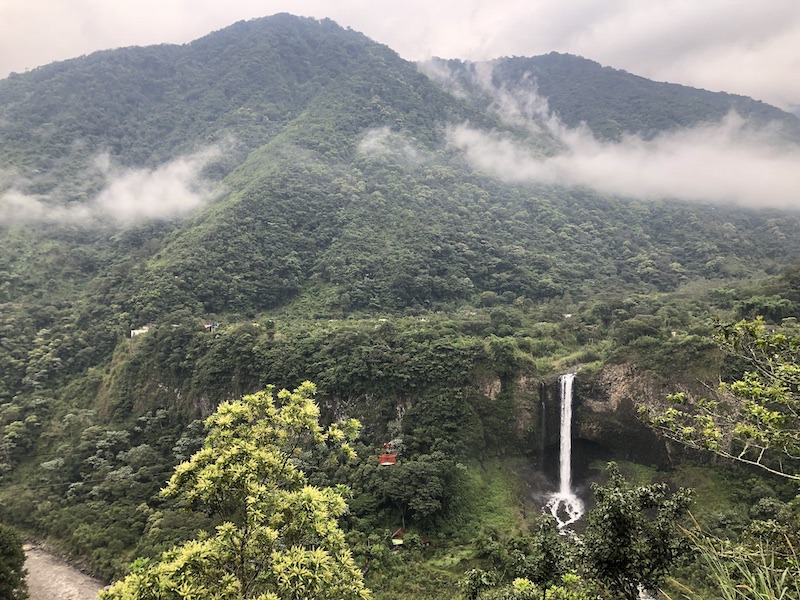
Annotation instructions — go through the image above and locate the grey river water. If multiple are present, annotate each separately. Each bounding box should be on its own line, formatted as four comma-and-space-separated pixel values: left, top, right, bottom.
24, 545, 105, 600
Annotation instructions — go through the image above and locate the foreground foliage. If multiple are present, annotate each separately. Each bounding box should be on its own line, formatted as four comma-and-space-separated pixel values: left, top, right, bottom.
679, 527, 800, 600
583, 464, 694, 600
463, 464, 693, 600
0, 523, 27, 600
102, 382, 370, 600
646, 318, 800, 598
647, 318, 800, 481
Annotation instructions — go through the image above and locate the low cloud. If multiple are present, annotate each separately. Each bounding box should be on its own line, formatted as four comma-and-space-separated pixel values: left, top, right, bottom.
0, 147, 221, 225
358, 127, 426, 165
448, 113, 800, 208
436, 64, 800, 209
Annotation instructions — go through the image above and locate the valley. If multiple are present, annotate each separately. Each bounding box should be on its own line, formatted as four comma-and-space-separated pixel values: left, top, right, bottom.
1, 13, 799, 600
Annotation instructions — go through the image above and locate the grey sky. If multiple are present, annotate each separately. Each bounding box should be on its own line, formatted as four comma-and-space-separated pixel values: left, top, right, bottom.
1, 1, 798, 110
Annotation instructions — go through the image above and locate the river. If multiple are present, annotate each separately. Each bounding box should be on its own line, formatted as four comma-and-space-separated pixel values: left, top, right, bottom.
24, 545, 105, 600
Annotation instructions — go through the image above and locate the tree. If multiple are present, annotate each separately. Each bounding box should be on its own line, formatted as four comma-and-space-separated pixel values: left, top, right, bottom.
478, 516, 567, 589
102, 382, 371, 600
645, 318, 800, 481
643, 318, 800, 597
462, 471, 690, 599
461, 573, 596, 600
0, 523, 28, 600
582, 463, 693, 600
377, 452, 459, 524
459, 568, 496, 600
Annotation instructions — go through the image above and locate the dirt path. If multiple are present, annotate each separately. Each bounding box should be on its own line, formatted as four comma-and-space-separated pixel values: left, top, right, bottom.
24, 545, 105, 600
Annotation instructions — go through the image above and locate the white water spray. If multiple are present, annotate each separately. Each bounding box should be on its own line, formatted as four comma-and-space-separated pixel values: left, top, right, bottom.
545, 373, 584, 529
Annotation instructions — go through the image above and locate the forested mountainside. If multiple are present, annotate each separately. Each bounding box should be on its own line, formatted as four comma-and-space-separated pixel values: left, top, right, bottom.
426, 53, 800, 142
2, 13, 800, 599
0, 14, 497, 191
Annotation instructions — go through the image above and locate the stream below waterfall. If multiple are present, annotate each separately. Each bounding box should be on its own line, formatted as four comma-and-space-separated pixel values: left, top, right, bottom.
24, 545, 105, 600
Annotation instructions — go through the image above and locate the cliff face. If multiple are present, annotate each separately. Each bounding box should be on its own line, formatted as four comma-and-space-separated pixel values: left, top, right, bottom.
576, 363, 673, 468
535, 364, 676, 474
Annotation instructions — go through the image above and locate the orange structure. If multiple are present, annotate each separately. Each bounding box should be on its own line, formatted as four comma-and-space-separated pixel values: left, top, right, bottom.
379, 453, 397, 465
379, 442, 397, 466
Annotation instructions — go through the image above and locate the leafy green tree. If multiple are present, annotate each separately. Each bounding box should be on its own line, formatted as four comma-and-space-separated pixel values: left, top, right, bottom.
543, 574, 598, 600
465, 517, 594, 599
101, 382, 371, 600
478, 516, 567, 589
0, 523, 27, 600
459, 568, 497, 600
646, 318, 800, 481
471, 574, 596, 600
493, 577, 538, 599
582, 463, 693, 600
377, 452, 459, 524
644, 318, 800, 597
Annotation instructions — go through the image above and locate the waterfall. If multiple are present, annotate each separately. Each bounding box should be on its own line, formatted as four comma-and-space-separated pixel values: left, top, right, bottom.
545, 373, 584, 529
558, 373, 575, 494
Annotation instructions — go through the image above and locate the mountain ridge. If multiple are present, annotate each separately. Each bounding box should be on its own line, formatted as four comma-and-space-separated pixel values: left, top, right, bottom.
422, 52, 800, 142
3, 14, 798, 180
2, 13, 800, 324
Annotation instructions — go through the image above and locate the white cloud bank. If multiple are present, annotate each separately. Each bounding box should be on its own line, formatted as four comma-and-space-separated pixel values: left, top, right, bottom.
434, 59, 800, 209
448, 113, 800, 208
0, 147, 221, 225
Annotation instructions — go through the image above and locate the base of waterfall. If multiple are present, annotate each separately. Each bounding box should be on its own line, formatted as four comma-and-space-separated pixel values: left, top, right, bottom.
545, 491, 584, 529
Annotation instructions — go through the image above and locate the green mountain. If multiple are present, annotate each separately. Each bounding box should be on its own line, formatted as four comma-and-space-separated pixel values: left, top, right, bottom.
429, 53, 800, 141
2, 13, 800, 594
2, 13, 798, 398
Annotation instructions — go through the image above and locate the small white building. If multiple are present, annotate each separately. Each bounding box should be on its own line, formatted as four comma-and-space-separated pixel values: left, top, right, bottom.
130, 325, 151, 337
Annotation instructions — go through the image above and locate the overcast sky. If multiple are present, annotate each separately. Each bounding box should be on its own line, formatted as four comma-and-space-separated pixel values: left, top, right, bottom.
1, 0, 799, 110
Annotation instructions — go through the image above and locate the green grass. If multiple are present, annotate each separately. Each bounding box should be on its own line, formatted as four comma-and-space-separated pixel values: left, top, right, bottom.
456, 457, 526, 535
428, 546, 476, 569
589, 459, 660, 486
367, 559, 463, 600
669, 464, 737, 517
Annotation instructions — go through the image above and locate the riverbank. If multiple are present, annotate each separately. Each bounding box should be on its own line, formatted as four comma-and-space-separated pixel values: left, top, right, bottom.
24, 544, 105, 600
